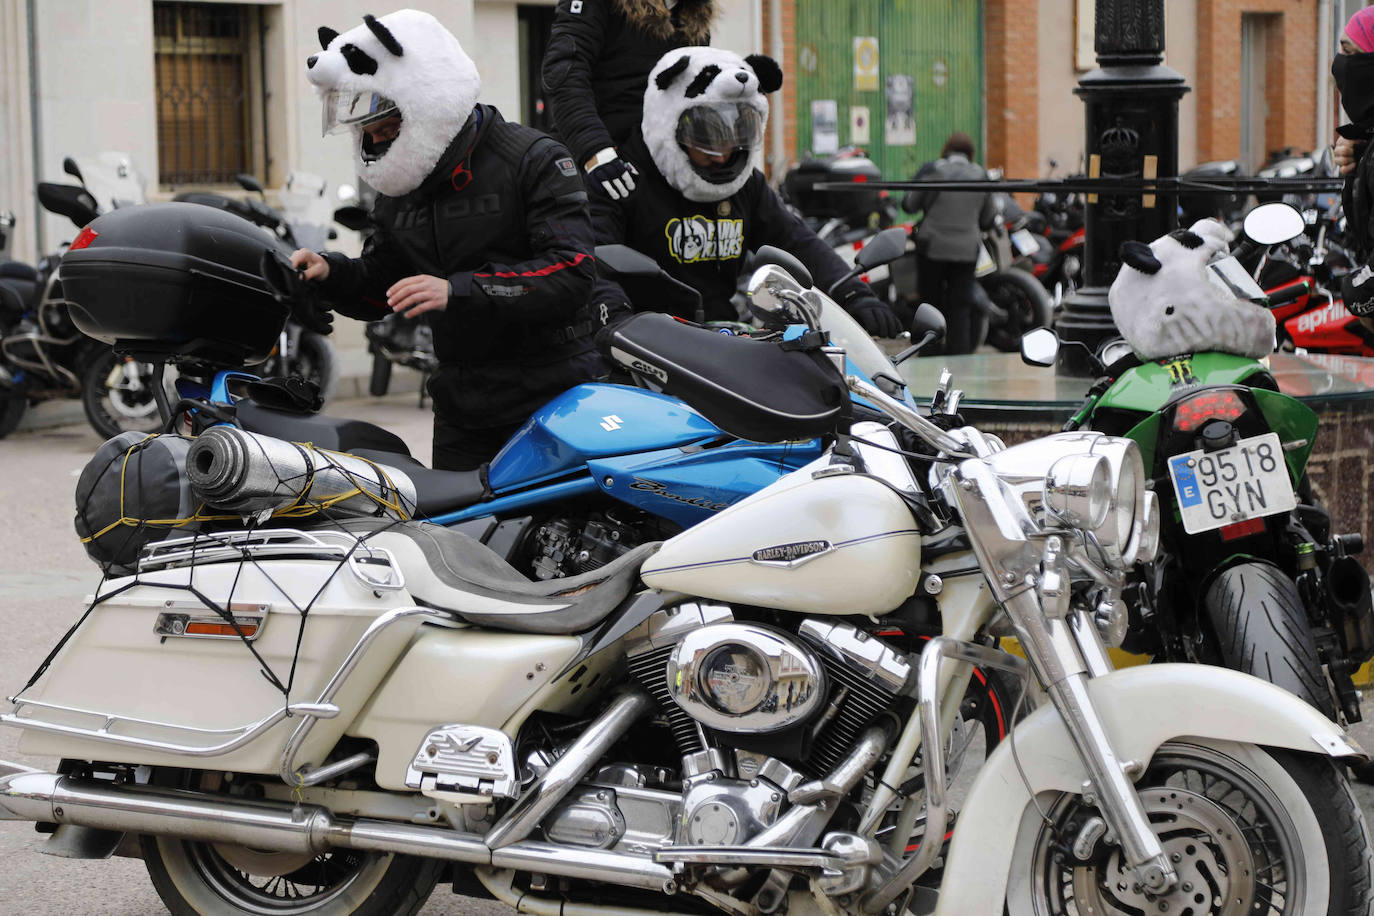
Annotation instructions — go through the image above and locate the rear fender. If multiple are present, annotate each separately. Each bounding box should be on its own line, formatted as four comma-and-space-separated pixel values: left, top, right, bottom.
931, 663, 1360, 915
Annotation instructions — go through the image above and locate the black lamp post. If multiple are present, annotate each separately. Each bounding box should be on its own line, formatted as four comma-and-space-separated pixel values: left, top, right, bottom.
1056, 0, 1190, 375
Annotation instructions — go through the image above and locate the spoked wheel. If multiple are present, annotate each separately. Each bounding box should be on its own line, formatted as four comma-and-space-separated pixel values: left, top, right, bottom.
81, 350, 174, 440
1008, 740, 1374, 915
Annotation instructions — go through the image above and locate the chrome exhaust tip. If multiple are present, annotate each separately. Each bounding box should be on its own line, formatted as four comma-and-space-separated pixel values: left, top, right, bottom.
0, 761, 43, 820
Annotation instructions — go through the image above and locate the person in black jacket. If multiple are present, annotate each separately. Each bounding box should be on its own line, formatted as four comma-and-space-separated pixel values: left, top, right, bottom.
1330, 8, 1374, 333
588, 47, 903, 337
542, 0, 714, 199
290, 10, 604, 471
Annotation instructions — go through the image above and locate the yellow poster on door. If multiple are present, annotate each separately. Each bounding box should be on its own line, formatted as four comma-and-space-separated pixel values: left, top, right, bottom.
853, 36, 879, 92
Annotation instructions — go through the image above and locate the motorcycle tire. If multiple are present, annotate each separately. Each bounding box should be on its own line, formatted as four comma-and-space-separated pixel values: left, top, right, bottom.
369, 353, 392, 398
1202, 559, 1336, 718
81, 350, 167, 441
980, 269, 1054, 353
1007, 738, 1374, 916
141, 832, 441, 916
0, 386, 26, 439
294, 331, 339, 406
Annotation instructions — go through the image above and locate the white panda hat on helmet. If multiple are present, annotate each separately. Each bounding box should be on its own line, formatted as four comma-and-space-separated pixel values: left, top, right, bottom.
308, 10, 481, 197
643, 47, 783, 202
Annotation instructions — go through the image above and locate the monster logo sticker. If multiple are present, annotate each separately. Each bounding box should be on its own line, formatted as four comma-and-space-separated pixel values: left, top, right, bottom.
666, 216, 745, 264
1160, 356, 1197, 387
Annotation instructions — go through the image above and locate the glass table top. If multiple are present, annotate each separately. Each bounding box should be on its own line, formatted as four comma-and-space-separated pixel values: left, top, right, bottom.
897, 351, 1374, 410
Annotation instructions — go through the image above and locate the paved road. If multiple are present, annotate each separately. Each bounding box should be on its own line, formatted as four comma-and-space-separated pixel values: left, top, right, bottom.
2, 399, 1374, 914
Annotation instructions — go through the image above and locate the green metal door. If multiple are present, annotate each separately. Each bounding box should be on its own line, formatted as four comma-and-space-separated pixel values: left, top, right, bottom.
792, 0, 984, 182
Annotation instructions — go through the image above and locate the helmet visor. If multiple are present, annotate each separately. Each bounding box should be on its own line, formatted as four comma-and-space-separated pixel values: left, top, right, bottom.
321, 89, 400, 136
675, 103, 765, 158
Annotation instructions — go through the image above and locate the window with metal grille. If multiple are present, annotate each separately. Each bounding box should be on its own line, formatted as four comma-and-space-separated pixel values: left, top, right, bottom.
154, 2, 264, 186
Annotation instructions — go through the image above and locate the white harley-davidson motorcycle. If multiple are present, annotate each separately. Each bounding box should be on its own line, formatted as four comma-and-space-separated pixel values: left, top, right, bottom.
2, 262, 1371, 916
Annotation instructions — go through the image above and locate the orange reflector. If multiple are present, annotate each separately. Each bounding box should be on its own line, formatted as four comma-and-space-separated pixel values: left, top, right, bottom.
184, 622, 258, 638
69, 226, 99, 251
1220, 517, 1266, 541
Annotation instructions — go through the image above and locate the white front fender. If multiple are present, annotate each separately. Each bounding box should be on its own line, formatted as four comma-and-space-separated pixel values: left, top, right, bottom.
932, 663, 1362, 915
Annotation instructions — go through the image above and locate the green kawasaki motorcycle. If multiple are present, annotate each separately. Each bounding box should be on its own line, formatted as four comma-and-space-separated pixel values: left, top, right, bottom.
1021, 208, 1374, 723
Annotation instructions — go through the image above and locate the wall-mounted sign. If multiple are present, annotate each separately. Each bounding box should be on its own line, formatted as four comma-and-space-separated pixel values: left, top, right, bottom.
812, 99, 839, 154
850, 105, 870, 145
854, 36, 879, 92
932, 59, 948, 89
885, 75, 915, 146
799, 43, 818, 75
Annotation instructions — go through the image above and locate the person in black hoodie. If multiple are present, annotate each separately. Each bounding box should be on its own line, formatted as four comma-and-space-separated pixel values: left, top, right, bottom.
1331, 7, 1374, 333
289, 10, 604, 471
588, 47, 903, 337
542, 0, 714, 199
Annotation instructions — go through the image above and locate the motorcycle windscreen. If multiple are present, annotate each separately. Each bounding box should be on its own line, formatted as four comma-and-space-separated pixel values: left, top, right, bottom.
600, 313, 846, 443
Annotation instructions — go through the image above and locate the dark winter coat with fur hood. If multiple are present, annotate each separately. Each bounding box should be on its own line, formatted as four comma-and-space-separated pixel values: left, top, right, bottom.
542, 0, 714, 168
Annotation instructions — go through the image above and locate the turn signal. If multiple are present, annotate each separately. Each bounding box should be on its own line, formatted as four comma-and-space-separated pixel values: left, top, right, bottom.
1172, 390, 1245, 433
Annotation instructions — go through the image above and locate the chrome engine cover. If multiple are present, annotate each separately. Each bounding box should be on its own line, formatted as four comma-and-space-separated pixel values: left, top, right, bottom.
679, 753, 799, 847
666, 623, 826, 733
405, 724, 518, 802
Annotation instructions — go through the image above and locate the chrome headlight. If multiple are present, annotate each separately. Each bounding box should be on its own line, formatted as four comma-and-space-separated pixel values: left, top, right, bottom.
1087, 437, 1145, 567
1043, 454, 1111, 531
1128, 488, 1161, 565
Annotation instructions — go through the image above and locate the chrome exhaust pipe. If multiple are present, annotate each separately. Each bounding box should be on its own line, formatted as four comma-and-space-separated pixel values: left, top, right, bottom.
0, 770, 671, 889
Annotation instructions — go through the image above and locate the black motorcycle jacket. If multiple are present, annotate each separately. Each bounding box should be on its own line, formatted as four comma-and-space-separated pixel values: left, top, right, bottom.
321, 104, 604, 426
541, 0, 713, 168
589, 130, 873, 323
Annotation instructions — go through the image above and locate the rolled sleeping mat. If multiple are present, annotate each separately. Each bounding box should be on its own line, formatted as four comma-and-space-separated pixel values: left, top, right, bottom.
186, 426, 416, 520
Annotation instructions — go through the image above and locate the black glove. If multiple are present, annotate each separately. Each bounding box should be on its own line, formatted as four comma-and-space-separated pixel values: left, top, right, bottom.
587, 154, 638, 200
1341, 265, 1374, 317
847, 295, 904, 338
260, 249, 334, 335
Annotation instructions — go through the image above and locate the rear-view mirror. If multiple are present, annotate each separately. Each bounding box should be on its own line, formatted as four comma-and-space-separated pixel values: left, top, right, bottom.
854, 226, 908, 271
595, 244, 666, 279
752, 245, 814, 289
236, 173, 266, 196
1243, 203, 1305, 246
62, 157, 84, 184
1021, 327, 1059, 367
37, 182, 99, 229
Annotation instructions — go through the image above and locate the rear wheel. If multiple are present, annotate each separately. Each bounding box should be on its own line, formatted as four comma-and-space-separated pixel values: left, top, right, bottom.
141, 833, 441, 916
81, 350, 171, 440
981, 269, 1054, 352
1203, 560, 1335, 718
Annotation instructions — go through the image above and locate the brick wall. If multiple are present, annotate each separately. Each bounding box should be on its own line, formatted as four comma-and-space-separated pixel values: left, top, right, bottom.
986, 0, 1039, 191
1198, 0, 1318, 163
760, 0, 798, 175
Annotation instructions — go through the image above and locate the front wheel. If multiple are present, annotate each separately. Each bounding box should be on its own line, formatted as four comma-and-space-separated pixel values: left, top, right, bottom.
0, 385, 26, 439
1007, 739, 1374, 915
140, 833, 441, 916
981, 269, 1054, 352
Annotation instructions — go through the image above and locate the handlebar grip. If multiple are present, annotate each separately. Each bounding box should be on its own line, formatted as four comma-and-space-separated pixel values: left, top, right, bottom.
1265, 281, 1310, 308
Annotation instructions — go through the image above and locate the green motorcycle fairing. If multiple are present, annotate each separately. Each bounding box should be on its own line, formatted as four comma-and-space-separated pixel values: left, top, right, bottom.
1093, 352, 1318, 483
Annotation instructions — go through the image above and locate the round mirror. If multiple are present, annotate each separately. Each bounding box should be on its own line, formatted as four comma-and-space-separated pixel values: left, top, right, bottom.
1243, 203, 1305, 246
1020, 327, 1059, 367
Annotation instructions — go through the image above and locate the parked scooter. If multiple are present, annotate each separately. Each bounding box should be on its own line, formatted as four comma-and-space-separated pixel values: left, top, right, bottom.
4, 233, 1371, 916
0, 153, 176, 440
1022, 202, 1374, 726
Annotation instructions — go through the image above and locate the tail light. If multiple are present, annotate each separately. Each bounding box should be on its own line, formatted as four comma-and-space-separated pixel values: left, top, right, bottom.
1172, 390, 1246, 433
69, 226, 98, 251
1220, 517, 1266, 541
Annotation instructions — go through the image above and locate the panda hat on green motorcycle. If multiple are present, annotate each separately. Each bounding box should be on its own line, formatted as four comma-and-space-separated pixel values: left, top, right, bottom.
1108, 218, 1276, 361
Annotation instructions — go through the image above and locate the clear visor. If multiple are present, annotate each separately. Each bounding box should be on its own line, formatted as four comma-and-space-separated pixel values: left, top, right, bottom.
675, 103, 765, 157
321, 89, 399, 136
1206, 255, 1267, 302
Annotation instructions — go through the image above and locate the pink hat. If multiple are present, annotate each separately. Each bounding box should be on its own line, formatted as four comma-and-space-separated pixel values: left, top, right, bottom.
1347, 7, 1374, 53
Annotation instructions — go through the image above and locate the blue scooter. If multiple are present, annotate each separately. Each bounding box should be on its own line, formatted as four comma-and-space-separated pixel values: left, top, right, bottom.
187, 229, 933, 580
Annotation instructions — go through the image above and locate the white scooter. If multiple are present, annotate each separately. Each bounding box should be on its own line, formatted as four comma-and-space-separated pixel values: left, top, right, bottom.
2, 261, 1370, 916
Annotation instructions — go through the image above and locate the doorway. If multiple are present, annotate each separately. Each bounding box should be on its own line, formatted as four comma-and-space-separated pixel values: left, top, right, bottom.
518, 5, 556, 131
1240, 13, 1273, 171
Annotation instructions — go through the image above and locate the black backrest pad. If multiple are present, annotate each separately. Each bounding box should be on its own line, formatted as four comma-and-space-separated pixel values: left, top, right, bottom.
603, 312, 844, 442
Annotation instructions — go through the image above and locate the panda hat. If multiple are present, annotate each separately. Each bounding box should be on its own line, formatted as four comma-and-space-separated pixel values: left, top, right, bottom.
308, 10, 481, 197
1108, 219, 1276, 361
643, 47, 783, 202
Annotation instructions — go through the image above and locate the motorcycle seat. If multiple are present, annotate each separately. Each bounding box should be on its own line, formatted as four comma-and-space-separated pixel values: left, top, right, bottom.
326, 519, 660, 634
236, 400, 412, 457
0, 261, 39, 283
350, 448, 490, 517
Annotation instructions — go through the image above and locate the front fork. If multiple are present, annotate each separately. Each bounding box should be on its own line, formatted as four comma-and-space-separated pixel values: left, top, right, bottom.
1004, 584, 1177, 894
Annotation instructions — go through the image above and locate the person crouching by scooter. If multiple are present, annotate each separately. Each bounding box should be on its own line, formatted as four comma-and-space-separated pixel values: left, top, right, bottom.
587, 47, 903, 337
289, 9, 606, 471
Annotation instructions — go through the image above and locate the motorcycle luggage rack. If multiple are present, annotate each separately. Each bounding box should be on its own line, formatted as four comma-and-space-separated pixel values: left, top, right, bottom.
137, 528, 405, 591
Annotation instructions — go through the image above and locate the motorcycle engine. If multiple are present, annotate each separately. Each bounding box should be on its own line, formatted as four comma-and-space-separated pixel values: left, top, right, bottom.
626, 605, 911, 777
527, 509, 672, 580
